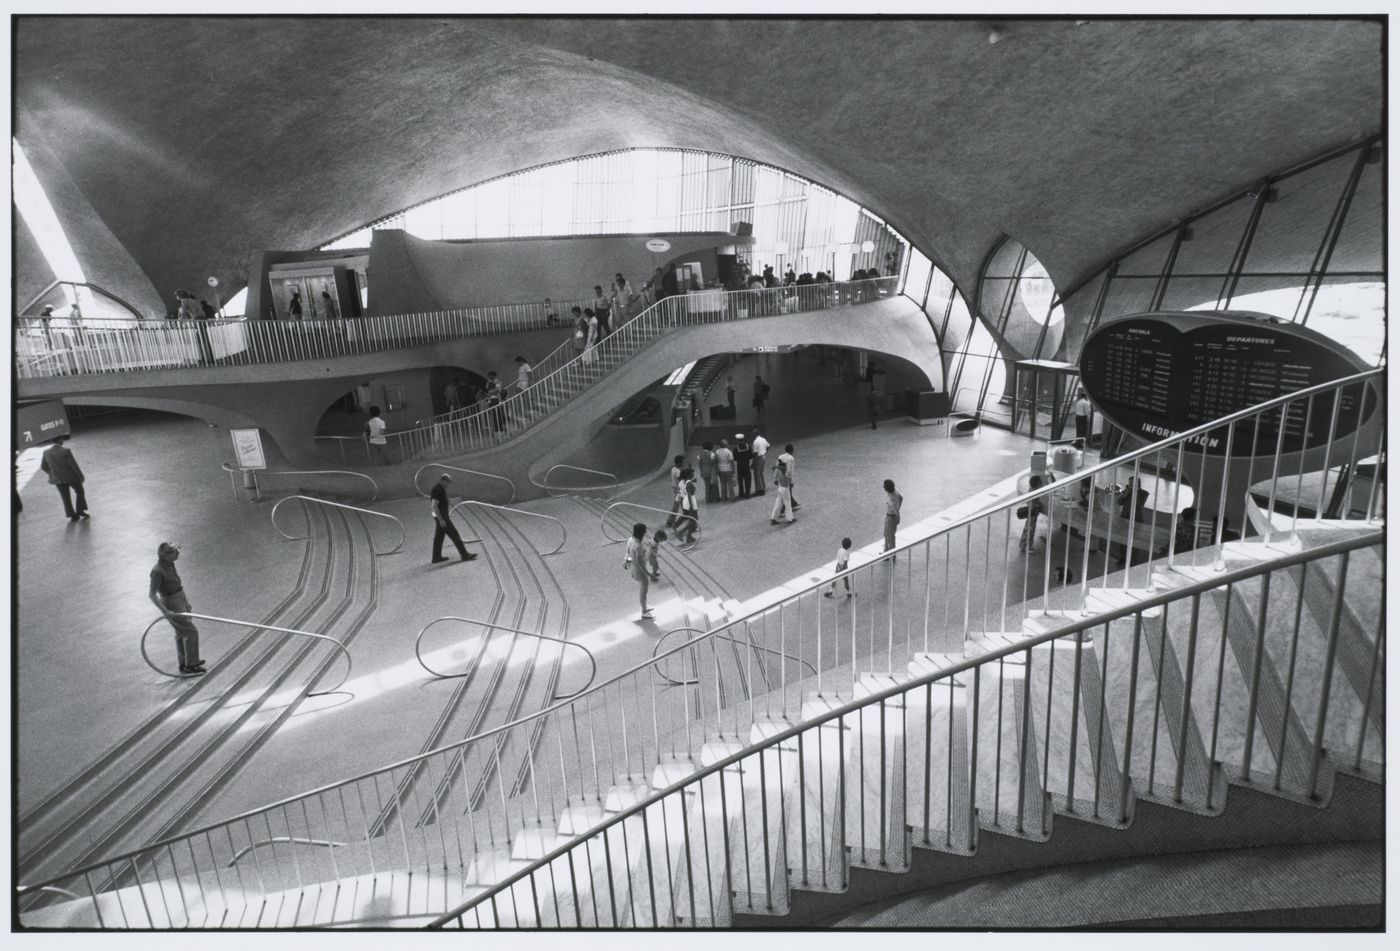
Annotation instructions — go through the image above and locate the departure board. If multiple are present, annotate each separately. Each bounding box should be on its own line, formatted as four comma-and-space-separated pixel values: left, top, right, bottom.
1079, 312, 1375, 456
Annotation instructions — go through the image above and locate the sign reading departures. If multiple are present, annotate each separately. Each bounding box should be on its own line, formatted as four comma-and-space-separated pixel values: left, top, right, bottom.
1078, 311, 1377, 457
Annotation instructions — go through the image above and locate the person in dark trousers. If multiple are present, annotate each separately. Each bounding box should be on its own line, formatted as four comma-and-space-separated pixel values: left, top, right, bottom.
666, 455, 686, 526
725, 376, 736, 416
40, 435, 89, 520
734, 433, 754, 498
752, 374, 769, 425
430, 474, 479, 564
148, 541, 206, 674
1073, 388, 1092, 446
698, 441, 719, 502
883, 479, 903, 559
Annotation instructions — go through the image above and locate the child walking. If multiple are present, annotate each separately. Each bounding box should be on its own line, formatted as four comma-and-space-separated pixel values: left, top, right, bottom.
824, 537, 855, 598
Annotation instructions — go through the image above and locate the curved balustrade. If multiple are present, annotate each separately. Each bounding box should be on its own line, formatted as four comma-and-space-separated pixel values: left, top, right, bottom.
13, 295, 596, 379
386, 277, 898, 461
434, 529, 1384, 929
225, 837, 346, 867
139, 613, 352, 697
448, 501, 566, 556
411, 335, 579, 432
413, 464, 517, 503
270, 495, 405, 555
651, 626, 818, 688
415, 617, 596, 698
222, 463, 379, 503
20, 368, 1383, 929
537, 464, 619, 499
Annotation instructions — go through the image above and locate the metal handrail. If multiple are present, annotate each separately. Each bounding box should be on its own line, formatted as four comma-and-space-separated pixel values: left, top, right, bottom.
270, 495, 405, 555
651, 626, 819, 688
537, 464, 619, 499
415, 617, 597, 698
449, 501, 566, 556
432, 528, 1385, 927
314, 434, 371, 465
221, 462, 380, 502
414, 463, 517, 503
139, 612, 353, 697
224, 837, 347, 868
412, 335, 579, 431
597, 499, 699, 552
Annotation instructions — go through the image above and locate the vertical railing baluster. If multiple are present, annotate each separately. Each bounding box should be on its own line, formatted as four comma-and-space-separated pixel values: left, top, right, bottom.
1308, 551, 1348, 799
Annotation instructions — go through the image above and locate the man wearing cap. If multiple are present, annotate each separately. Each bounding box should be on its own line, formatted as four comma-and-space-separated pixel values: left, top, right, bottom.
149, 542, 205, 675
40, 435, 89, 521
430, 474, 479, 564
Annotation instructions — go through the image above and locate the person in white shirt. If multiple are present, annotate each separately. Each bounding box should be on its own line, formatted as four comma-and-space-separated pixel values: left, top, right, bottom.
750, 429, 770, 495
770, 460, 795, 525
624, 522, 655, 620
515, 355, 533, 420
365, 405, 389, 465
778, 444, 800, 510
824, 537, 855, 598
674, 468, 699, 544
591, 285, 612, 336
666, 455, 685, 526
1073, 389, 1092, 445
612, 273, 636, 323
883, 479, 903, 557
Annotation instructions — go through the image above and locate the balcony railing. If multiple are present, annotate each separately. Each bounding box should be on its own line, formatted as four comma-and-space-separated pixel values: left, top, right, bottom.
12, 296, 594, 380
14, 367, 1381, 927
384, 277, 898, 460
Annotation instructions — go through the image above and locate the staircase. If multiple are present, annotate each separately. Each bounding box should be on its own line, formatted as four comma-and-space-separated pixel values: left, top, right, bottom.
387, 278, 898, 461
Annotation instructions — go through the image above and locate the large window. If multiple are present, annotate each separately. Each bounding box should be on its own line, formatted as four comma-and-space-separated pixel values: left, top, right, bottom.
1052, 137, 1385, 368
321, 149, 909, 283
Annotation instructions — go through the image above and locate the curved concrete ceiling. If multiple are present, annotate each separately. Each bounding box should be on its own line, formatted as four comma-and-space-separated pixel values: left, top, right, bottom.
14, 16, 1382, 314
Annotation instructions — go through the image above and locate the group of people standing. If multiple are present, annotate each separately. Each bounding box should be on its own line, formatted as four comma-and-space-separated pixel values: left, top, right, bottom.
686, 430, 800, 527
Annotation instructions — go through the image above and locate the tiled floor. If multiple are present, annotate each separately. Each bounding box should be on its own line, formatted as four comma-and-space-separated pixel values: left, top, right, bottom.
15, 348, 1036, 863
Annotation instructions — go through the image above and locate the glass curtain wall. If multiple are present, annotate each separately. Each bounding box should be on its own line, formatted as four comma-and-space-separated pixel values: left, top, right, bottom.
321, 149, 908, 284
952, 135, 1385, 422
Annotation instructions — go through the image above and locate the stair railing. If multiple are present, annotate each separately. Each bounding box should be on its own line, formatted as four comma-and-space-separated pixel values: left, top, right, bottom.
13, 296, 593, 379
385, 276, 899, 461
433, 529, 1384, 929
270, 495, 406, 555
138, 613, 353, 697
415, 617, 596, 698
17, 368, 1382, 927
413, 463, 517, 503
536, 464, 620, 499
221, 463, 380, 502
449, 501, 567, 556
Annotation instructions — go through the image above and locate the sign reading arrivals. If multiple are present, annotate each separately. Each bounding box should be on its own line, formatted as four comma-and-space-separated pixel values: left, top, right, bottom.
17, 400, 71, 445
1079, 311, 1376, 457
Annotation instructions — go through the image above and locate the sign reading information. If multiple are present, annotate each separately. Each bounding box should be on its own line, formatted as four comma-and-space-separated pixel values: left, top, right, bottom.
1079, 312, 1376, 457
17, 400, 71, 445
230, 428, 267, 470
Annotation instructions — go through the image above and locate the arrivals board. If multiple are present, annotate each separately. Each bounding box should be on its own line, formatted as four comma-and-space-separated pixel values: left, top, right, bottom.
1079, 312, 1376, 456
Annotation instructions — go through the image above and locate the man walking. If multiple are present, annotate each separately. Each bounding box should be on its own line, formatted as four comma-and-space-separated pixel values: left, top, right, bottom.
752, 374, 770, 425
750, 429, 770, 495
725, 376, 736, 417
770, 460, 795, 525
148, 542, 206, 675
883, 479, 903, 558
430, 474, 479, 564
41, 435, 89, 521
778, 444, 801, 511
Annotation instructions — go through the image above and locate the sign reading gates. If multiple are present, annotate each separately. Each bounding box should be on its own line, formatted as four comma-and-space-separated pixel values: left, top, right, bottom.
1079, 312, 1376, 457
17, 400, 71, 445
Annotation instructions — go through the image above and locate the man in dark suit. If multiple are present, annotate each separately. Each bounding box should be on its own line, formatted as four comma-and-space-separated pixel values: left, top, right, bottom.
40, 435, 89, 521
430, 474, 478, 564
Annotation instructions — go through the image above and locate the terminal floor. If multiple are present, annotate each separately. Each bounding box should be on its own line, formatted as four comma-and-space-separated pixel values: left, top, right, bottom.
14, 355, 1035, 848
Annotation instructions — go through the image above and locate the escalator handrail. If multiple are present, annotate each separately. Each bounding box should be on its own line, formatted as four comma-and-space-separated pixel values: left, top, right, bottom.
270, 494, 405, 555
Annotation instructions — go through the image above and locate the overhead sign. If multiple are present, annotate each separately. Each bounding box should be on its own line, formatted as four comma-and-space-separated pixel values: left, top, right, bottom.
645, 238, 672, 253
17, 400, 71, 445
230, 428, 267, 470
1079, 311, 1376, 457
